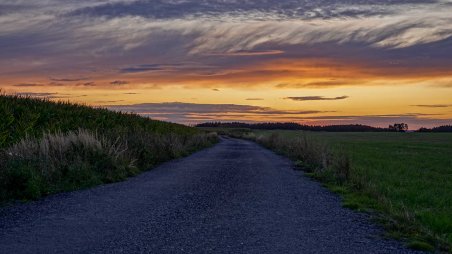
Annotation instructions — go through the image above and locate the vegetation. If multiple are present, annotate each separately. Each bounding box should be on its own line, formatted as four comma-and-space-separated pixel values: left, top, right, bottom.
0, 95, 218, 202
389, 123, 409, 132
419, 125, 452, 132
197, 122, 395, 132
198, 122, 452, 133
209, 128, 452, 252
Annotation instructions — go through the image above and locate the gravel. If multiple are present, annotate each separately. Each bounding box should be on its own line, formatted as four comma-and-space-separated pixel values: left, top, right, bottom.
0, 137, 422, 253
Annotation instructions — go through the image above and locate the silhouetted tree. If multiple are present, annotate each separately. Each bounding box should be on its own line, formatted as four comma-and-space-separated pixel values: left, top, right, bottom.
389, 123, 408, 132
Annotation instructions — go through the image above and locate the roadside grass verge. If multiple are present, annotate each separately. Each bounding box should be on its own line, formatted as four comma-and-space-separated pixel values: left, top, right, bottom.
214, 128, 452, 252
0, 95, 218, 203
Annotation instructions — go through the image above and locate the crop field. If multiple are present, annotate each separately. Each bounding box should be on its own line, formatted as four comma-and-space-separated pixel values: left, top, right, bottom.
0, 95, 217, 202
210, 128, 452, 252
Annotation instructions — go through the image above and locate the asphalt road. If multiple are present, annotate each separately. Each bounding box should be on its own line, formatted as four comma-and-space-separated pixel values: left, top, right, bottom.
0, 137, 421, 253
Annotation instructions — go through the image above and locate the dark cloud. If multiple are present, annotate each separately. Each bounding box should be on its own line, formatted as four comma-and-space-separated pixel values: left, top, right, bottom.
207, 50, 284, 57
285, 96, 349, 101
212, 89, 220, 91
277, 81, 358, 88
111, 80, 129, 85
106, 102, 327, 123
411, 104, 452, 108
119, 64, 186, 73
107, 102, 324, 115
75, 82, 96, 87
50, 77, 90, 82
120, 64, 166, 73
94, 100, 125, 103
246, 98, 264, 101
13, 83, 44, 87
105, 102, 451, 128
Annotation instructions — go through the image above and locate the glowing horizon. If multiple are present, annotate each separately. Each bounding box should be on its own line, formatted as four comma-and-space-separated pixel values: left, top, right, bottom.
1, 0, 452, 129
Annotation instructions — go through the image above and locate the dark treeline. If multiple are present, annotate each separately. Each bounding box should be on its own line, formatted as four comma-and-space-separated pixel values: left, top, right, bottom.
418, 125, 452, 132
197, 122, 452, 132
196, 122, 390, 132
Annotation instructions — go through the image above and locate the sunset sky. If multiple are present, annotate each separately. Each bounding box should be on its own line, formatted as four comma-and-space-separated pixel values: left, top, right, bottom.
1, 0, 452, 128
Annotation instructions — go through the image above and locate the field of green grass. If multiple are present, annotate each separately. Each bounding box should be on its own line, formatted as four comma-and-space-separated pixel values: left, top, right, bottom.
0, 95, 217, 203
210, 128, 452, 252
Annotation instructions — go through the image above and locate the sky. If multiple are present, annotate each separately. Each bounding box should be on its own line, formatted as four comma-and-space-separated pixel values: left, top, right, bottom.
1, 0, 452, 129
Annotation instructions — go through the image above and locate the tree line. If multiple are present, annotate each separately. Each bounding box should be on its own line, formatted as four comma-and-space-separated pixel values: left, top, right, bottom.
196, 122, 452, 132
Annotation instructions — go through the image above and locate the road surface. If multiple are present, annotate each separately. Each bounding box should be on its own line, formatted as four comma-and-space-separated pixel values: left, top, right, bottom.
0, 137, 420, 253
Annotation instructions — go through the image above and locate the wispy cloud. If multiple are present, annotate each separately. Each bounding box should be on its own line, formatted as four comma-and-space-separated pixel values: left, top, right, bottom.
285, 96, 349, 101
110, 80, 129, 85
15, 92, 58, 98
120, 64, 168, 74
106, 102, 451, 128
107, 102, 328, 123
411, 104, 452, 108
13, 83, 44, 87
206, 50, 284, 56
2, 0, 452, 90
50, 77, 90, 82
108, 102, 325, 115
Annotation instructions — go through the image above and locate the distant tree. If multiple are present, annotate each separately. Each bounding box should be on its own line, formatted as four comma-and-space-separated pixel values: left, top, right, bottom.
416, 125, 452, 132
389, 123, 408, 132
418, 127, 431, 132
431, 125, 452, 132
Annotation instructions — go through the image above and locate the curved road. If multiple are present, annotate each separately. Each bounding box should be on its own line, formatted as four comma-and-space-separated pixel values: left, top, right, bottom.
0, 138, 420, 253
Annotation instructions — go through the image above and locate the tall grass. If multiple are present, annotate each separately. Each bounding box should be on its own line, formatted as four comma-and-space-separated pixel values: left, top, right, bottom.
230, 130, 351, 183
0, 95, 218, 202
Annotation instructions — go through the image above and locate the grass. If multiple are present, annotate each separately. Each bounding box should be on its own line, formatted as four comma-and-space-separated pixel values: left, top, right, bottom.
209, 128, 452, 252
0, 95, 218, 203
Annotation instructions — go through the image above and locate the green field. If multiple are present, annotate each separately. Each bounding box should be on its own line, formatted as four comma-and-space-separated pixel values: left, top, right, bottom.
0, 95, 217, 202
211, 128, 452, 252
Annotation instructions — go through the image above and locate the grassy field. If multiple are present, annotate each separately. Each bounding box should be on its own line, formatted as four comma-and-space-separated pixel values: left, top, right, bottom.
0, 95, 217, 202
209, 128, 452, 252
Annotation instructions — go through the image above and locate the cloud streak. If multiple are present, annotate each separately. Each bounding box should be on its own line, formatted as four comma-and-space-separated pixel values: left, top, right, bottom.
104, 102, 451, 129
411, 104, 452, 108
285, 96, 349, 101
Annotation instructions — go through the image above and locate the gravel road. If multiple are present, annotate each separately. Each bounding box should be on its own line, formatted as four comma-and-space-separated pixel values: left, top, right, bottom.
0, 137, 421, 253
